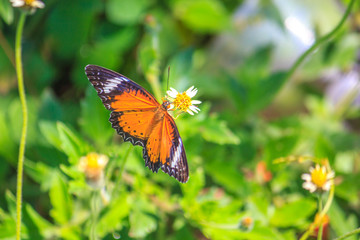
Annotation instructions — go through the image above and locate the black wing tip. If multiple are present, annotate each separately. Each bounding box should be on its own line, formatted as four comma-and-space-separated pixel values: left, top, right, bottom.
161, 164, 189, 183
143, 148, 189, 183
84, 64, 101, 73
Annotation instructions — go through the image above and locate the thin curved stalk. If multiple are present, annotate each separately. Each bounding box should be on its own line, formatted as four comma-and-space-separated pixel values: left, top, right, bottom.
15, 12, 28, 240
285, 0, 356, 82
334, 228, 360, 240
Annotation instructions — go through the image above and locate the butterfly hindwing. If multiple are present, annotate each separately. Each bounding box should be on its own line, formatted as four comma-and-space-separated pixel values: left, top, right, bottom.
144, 113, 188, 183
85, 64, 189, 183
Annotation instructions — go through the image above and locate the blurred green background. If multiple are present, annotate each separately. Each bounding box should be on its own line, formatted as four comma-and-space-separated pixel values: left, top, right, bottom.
1, 0, 360, 239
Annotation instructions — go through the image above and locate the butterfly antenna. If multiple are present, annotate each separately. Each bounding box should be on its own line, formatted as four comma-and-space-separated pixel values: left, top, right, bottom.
167, 66, 170, 91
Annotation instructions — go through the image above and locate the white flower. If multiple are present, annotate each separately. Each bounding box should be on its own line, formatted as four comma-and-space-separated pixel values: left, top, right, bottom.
79, 152, 108, 188
166, 86, 201, 115
301, 164, 335, 193
10, 0, 45, 13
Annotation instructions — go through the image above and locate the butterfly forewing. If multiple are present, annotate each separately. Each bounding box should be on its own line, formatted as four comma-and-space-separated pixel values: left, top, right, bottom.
85, 64, 189, 183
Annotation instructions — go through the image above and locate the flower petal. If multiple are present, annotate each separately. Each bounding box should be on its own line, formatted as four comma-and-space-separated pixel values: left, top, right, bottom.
33, 0, 45, 8
303, 182, 317, 193
186, 86, 194, 94
189, 105, 199, 113
187, 109, 194, 115
187, 88, 198, 98
11, 1, 24, 7
167, 88, 178, 98
301, 173, 311, 181
191, 100, 202, 105
327, 171, 335, 179
322, 181, 332, 191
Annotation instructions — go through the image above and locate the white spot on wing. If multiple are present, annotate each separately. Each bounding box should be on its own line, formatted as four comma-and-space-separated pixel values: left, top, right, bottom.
171, 138, 183, 168
102, 77, 128, 93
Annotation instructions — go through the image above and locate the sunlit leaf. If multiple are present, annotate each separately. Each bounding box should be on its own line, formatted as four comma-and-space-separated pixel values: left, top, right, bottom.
328, 200, 357, 240
270, 199, 316, 227
129, 209, 157, 238
80, 86, 113, 147
49, 174, 73, 224
173, 0, 229, 33
0, 0, 13, 24
96, 194, 130, 237
57, 122, 90, 164
106, 0, 152, 24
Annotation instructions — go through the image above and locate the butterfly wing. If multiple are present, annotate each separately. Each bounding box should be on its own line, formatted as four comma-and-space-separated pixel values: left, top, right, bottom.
85, 64, 159, 147
144, 113, 189, 183
85, 65, 189, 183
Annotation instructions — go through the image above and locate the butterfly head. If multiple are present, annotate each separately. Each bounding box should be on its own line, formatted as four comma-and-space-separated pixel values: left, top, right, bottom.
161, 99, 172, 110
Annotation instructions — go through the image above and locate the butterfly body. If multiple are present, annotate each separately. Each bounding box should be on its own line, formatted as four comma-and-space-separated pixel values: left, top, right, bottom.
85, 65, 189, 183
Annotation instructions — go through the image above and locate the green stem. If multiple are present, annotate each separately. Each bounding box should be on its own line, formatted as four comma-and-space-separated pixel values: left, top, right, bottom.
114, 145, 133, 191
285, 0, 356, 82
317, 195, 323, 240
15, 12, 27, 240
334, 81, 360, 119
334, 227, 360, 240
299, 181, 334, 240
90, 191, 99, 240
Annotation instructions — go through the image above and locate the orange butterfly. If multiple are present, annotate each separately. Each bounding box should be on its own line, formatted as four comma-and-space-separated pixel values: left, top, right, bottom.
85, 65, 189, 183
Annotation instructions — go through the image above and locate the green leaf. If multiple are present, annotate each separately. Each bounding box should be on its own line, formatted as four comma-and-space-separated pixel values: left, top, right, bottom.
0, 208, 16, 239
5, 190, 16, 218
328, 200, 357, 240
314, 135, 335, 162
129, 209, 157, 238
0, 111, 17, 163
23, 204, 54, 240
80, 86, 114, 147
96, 195, 130, 237
181, 168, 205, 201
38, 90, 62, 121
57, 122, 89, 164
197, 115, 240, 145
49, 174, 73, 224
205, 158, 247, 195
73, 27, 139, 88
264, 134, 299, 162
0, 0, 13, 24
106, 0, 152, 24
335, 174, 360, 205
270, 199, 316, 227
249, 72, 287, 112
46, 0, 101, 59
24, 160, 58, 191
39, 121, 63, 150
173, 0, 229, 33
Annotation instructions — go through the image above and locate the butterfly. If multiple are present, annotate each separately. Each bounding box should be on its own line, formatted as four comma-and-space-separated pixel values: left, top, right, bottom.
85, 65, 189, 183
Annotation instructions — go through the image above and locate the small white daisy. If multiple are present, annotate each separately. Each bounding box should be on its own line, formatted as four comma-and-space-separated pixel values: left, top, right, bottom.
166, 86, 201, 115
301, 164, 335, 193
79, 152, 108, 188
10, 0, 45, 13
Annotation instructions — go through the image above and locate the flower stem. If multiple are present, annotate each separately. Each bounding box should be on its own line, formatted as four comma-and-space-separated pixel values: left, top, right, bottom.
90, 191, 100, 240
317, 194, 323, 240
334, 227, 360, 240
285, 0, 356, 82
114, 145, 133, 190
299, 181, 334, 240
15, 12, 28, 240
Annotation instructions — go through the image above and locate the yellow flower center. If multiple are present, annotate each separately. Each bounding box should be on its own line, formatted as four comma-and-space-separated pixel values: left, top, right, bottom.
86, 153, 101, 168
311, 168, 327, 187
25, 0, 35, 5
174, 92, 191, 111
241, 217, 253, 227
